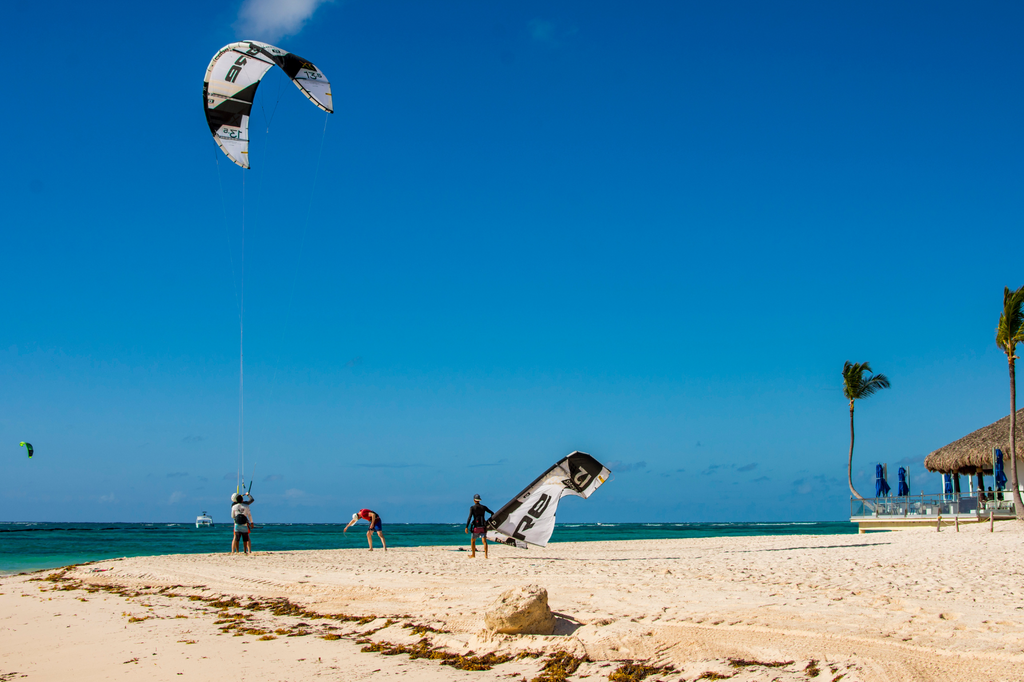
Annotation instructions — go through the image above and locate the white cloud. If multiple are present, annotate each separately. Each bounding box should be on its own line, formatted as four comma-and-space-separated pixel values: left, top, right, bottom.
99, 493, 116, 503
235, 0, 333, 43
169, 491, 186, 504
284, 488, 306, 499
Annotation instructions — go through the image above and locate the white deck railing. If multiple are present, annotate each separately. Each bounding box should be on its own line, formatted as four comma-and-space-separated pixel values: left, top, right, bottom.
850, 492, 1015, 520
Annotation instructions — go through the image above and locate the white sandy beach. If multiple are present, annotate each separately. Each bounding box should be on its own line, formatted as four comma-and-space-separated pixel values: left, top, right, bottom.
2, 523, 1023, 681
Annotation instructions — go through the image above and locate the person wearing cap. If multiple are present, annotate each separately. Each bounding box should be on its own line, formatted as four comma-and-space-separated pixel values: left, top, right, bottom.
344, 509, 386, 551
230, 492, 255, 554
465, 494, 494, 558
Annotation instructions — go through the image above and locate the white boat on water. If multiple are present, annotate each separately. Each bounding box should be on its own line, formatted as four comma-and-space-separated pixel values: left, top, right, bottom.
195, 512, 214, 528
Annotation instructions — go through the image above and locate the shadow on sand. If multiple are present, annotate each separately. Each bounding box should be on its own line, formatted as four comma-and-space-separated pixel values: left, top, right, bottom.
552, 612, 583, 636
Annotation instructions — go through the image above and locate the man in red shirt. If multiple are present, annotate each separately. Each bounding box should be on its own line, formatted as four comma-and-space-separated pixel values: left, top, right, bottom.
344, 508, 387, 551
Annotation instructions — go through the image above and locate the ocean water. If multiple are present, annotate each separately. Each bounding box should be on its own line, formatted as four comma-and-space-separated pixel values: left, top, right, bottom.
0, 521, 857, 574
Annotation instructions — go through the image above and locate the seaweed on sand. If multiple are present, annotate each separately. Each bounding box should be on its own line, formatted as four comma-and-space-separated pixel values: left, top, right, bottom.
357, 619, 397, 637
608, 661, 676, 682
240, 596, 372, 624
360, 638, 521, 671
728, 658, 795, 669
403, 622, 450, 635
531, 651, 589, 682
206, 597, 242, 609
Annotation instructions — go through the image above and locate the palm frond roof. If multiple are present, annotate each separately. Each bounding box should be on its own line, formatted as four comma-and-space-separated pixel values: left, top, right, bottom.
924, 408, 1024, 474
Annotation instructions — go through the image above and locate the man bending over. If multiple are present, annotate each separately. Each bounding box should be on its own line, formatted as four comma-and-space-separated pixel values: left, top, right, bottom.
344, 508, 387, 551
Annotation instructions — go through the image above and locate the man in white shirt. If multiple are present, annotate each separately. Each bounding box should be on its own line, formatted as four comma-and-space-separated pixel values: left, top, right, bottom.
230, 492, 255, 554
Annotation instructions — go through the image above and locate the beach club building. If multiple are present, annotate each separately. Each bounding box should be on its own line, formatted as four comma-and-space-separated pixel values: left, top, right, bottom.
850, 409, 1024, 532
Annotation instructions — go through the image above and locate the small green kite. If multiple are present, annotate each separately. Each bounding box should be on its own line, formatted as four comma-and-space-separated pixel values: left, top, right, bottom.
20, 442, 33, 458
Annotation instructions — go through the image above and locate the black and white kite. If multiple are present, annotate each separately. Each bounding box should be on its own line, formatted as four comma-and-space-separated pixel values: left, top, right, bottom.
487, 451, 610, 549
203, 41, 333, 168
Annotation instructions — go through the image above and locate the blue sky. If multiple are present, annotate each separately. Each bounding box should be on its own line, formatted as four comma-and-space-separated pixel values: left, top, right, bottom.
1, 1, 1021, 523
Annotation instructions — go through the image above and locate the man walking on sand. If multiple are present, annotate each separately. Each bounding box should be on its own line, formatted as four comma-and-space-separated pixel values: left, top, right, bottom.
344, 508, 387, 551
465, 494, 494, 558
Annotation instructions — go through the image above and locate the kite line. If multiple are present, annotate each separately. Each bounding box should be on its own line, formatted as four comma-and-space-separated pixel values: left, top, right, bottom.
202, 40, 335, 495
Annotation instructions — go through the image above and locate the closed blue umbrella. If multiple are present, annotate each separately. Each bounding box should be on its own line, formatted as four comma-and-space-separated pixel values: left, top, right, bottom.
995, 449, 1008, 490
875, 464, 891, 497
943, 474, 953, 495
897, 467, 909, 496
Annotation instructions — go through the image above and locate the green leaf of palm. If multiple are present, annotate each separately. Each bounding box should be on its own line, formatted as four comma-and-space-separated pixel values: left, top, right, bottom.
997, 284, 1024, 520
842, 361, 890, 402
996, 285, 1024, 354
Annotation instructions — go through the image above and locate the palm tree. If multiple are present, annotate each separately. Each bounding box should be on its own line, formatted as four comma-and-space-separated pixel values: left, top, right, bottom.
996, 285, 1024, 519
842, 361, 891, 502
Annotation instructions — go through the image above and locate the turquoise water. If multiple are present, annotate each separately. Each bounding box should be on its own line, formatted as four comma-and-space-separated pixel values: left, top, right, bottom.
0, 521, 857, 574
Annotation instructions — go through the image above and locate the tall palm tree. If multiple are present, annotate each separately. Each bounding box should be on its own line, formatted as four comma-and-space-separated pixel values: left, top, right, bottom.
996, 285, 1024, 519
842, 361, 891, 502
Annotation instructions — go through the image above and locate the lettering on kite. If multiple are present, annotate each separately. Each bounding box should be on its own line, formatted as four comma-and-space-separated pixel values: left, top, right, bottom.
573, 469, 592, 489
513, 515, 534, 539
529, 494, 551, 517
512, 493, 551, 540
225, 56, 248, 83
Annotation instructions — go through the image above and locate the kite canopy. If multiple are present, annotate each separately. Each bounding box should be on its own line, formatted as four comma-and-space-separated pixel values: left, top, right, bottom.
19, 442, 33, 458
488, 451, 610, 548
203, 41, 333, 168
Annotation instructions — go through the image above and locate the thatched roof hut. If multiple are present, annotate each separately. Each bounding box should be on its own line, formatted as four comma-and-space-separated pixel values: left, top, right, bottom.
924, 408, 1024, 475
